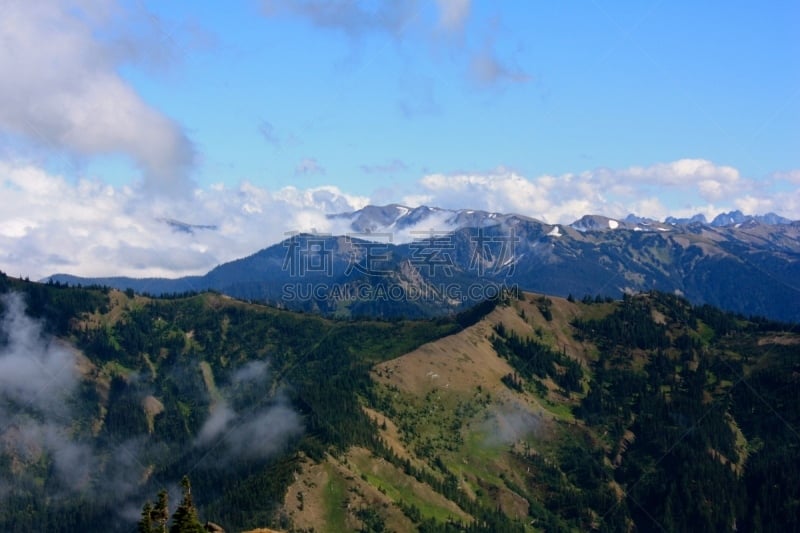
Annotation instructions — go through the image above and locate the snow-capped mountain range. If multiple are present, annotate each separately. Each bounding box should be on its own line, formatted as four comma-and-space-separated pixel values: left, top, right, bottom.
327, 204, 796, 241
51, 204, 800, 323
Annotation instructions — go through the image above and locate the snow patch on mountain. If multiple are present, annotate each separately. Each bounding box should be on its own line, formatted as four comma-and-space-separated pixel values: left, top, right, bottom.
329, 205, 797, 243
547, 226, 562, 237
327, 204, 516, 243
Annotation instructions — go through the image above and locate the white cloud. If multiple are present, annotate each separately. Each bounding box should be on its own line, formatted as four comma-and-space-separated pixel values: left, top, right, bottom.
194, 363, 302, 462
0, 292, 146, 498
0, 161, 368, 280
623, 158, 739, 182
0, 159, 797, 281
0, 1, 195, 194
734, 195, 776, 216
0, 293, 78, 416
196, 402, 237, 446
772, 169, 800, 184
407, 160, 799, 224
417, 170, 548, 214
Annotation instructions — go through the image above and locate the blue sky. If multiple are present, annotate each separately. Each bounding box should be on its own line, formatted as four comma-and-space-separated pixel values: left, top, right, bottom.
0, 1, 798, 278
113, 0, 798, 191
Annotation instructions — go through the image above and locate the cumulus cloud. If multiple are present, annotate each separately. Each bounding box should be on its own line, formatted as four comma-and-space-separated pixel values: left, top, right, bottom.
615, 158, 743, 201
1, 159, 797, 281
0, 161, 369, 280
407, 159, 799, 224
416, 169, 551, 214
0, 0, 195, 194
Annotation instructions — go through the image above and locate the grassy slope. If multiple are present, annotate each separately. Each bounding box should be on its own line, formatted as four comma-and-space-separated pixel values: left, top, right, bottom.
280, 290, 800, 532
280, 292, 612, 532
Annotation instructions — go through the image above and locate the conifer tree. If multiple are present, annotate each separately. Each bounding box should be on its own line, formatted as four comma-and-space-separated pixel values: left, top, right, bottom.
170, 476, 205, 533
137, 490, 169, 533
153, 490, 169, 533
137, 502, 154, 533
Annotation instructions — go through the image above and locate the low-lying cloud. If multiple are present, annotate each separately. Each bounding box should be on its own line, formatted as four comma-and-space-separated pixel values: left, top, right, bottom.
0, 292, 149, 503
196, 361, 303, 463
0, 159, 797, 281
0, 293, 77, 416
0, 291, 302, 520
481, 400, 544, 447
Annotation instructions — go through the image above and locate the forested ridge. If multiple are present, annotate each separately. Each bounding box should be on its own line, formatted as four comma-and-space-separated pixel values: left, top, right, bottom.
0, 272, 798, 532
0, 273, 465, 531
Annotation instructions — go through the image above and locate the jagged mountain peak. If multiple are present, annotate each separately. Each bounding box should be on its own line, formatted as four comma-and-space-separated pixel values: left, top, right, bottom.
570, 214, 621, 231
711, 210, 748, 227
665, 213, 708, 225
332, 204, 796, 236
327, 204, 525, 237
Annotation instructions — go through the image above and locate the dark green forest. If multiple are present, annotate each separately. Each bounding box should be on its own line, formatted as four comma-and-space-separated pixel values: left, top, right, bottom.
0, 274, 466, 531
0, 273, 798, 532
571, 292, 800, 532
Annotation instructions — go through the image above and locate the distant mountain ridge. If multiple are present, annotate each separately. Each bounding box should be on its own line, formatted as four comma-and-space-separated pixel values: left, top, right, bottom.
329, 204, 796, 236
50, 205, 800, 322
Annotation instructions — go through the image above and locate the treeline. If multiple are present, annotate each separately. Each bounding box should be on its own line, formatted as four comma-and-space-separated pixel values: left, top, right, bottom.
572, 293, 670, 350
492, 322, 583, 393
0, 273, 108, 335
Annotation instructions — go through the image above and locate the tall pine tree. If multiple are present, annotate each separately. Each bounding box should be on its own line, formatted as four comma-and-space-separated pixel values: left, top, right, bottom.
138, 490, 169, 533
169, 476, 205, 533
